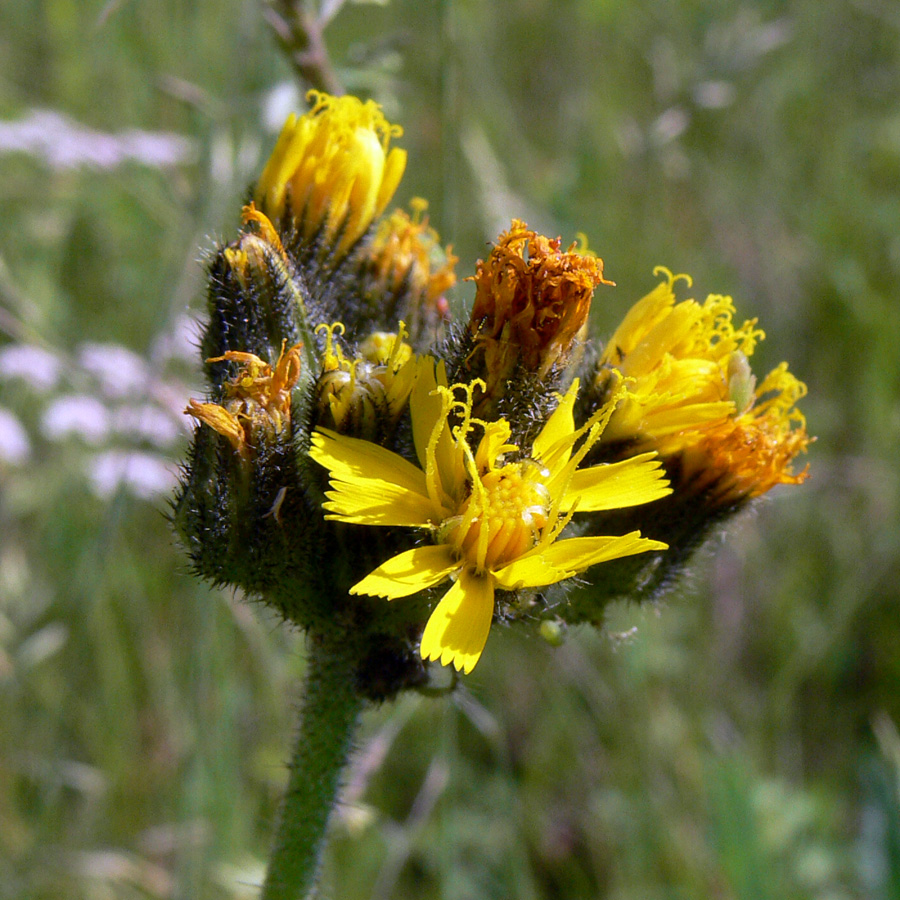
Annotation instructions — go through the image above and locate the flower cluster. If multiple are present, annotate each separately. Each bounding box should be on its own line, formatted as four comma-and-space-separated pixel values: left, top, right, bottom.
175, 92, 811, 694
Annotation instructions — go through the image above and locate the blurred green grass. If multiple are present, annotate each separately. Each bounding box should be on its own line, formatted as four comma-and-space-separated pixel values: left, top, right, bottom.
2, 0, 899, 897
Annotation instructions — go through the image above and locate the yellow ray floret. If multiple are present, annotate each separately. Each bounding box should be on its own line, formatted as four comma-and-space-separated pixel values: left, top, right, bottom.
310, 357, 671, 674
597, 267, 763, 447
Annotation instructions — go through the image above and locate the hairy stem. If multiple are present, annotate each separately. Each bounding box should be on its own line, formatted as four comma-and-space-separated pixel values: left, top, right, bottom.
261, 634, 363, 900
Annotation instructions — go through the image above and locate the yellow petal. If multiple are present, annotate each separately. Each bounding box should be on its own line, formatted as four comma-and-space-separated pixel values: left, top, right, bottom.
475, 419, 516, 471
540, 532, 667, 572
410, 358, 458, 502
254, 114, 299, 216
310, 428, 427, 497
531, 379, 579, 475
563, 453, 671, 511
351, 544, 459, 599
185, 400, 245, 453
419, 569, 495, 674
603, 279, 676, 362
375, 147, 408, 218
322, 478, 436, 526
620, 300, 699, 376
495, 533, 665, 590
410, 356, 443, 468
640, 401, 735, 436
336, 127, 385, 253
493, 555, 573, 590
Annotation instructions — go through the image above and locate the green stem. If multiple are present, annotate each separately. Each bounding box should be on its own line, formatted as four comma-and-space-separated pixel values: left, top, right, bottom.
261, 635, 364, 900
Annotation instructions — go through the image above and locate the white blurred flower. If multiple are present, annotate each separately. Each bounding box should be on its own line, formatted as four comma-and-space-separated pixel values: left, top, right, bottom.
77, 343, 150, 399
263, 81, 302, 133
88, 450, 178, 500
0, 109, 195, 170
42, 395, 111, 444
112, 404, 183, 447
693, 81, 736, 110
0, 407, 31, 464
0, 344, 62, 391
150, 314, 202, 366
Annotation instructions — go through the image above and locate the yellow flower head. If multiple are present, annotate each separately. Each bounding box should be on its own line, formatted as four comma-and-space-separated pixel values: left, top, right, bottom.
310, 357, 670, 673
314, 322, 417, 436
186, 341, 303, 458
678, 363, 811, 504
365, 198, 457, 328
254, 91, 407, 258
596, 267, 810, 502
468, 220, 613, 383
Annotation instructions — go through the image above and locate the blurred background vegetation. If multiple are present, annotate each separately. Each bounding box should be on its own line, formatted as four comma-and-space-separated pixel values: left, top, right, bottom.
1, 0, 898, 897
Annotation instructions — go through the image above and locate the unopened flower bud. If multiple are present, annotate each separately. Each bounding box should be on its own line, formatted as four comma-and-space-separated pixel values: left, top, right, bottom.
203, 207, 314, 373
358, 198, 457, 347
313, 323, 416, 438
539, 620, 566, 646
255, 91, 407, 260
464, 220, 612, 419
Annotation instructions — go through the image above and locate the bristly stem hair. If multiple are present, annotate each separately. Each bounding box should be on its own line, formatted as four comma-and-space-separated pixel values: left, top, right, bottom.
261, 634, 363, 900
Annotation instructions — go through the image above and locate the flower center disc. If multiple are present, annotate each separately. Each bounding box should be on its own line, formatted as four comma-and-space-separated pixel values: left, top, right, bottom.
451, 460, 551, 572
